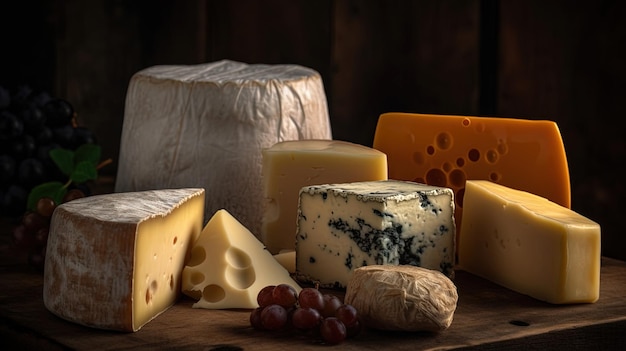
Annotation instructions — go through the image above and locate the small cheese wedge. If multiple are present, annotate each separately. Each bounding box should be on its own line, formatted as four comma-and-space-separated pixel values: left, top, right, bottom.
273, 250, 296, 274
296, 180, 455, 289
43, 188, 205, 332
373, 112, 571, 256
458, 180, 600, 304
181, 209, 301, 309
262, 139, 388, 254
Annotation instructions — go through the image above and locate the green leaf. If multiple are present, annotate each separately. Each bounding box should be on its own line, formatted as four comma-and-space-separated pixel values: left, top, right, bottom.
27, 182, 67, 210
74, 144, 101, 167
50, 148, 75, 176
71, 160, 98, 183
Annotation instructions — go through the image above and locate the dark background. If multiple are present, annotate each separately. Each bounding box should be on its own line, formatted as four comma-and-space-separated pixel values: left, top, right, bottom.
1, 0, 624, 260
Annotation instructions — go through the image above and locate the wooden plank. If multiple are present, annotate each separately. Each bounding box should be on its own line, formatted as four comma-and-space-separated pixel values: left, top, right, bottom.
331, 0, 481, 147
1, 223, 625, 349
55, 0, 209, 178
206, 0, 331, 68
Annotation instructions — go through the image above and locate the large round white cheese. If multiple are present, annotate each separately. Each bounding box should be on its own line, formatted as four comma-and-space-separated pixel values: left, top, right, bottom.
115, 60, 332, 236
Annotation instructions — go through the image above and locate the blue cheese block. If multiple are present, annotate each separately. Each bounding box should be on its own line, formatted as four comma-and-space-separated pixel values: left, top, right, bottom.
295, 180, 455, 289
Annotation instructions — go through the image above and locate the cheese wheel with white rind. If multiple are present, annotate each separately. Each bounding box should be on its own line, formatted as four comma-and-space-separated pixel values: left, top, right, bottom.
115, 60, 332, 236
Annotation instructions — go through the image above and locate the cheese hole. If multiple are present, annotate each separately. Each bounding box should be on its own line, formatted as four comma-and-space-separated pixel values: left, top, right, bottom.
456, 157, 465, 167
190, 271, 205, 285
226, 265, 256, 290
226, 247, 252, 269
413, 151, 425, 165
456, 188, 465, 208
490, 172, 501, 182
449, 169, 466, 187
426, 145, 435, 155
425, 168, 447, 187
442, 162, 453, 172
468, 148, 480, 162
497, 139, 508, 155
435, 132, 453, 150
462, 118, 471, 127
202, 284, 226, 303
172, 236, 178, 245
187, 246, 206, 267
486, 149, 499, 164
169, 274, 175, 290
145, 280, 158, 305
225, 247, 256, 289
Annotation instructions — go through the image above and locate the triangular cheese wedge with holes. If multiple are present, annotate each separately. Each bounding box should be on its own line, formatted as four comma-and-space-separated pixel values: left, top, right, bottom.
182, 209, 302, 309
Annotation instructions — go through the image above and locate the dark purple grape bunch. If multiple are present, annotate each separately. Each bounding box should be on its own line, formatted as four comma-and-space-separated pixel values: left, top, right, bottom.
0, 84, 96, 217
250, 284, 362, 345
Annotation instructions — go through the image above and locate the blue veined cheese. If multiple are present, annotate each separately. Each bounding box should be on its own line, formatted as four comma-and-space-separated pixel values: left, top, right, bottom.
295, 180, 455, 289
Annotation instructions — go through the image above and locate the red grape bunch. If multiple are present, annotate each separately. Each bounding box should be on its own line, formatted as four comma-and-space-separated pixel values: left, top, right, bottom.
249, 284, 362, 345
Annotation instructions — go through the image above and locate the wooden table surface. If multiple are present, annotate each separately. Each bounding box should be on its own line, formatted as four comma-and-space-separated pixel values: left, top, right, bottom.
1, 217, 625, 351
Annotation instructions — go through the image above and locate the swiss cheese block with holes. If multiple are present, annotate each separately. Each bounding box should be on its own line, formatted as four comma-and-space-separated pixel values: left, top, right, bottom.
116, 60, 332, 238
261, 139, 388, 254
181, 209, 302, 309
373, 112, 571, 253
295, 180, 455, 289
43, 188, 205, 332
458, 180, 600, 304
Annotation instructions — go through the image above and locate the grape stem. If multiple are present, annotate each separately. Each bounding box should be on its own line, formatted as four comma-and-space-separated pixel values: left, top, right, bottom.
97, 158, 113, 170
60, 158, 112, 189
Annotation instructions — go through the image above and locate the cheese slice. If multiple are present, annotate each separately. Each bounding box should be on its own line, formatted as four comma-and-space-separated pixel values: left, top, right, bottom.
273, 250, 296, 274
43, 188, 205, 332
116, 60, 333, 238
181, 209, 302, 309
262, 139, 388, 254
458, 180, 600, 304
296, 180, 455, 289
373, 112, 571, 255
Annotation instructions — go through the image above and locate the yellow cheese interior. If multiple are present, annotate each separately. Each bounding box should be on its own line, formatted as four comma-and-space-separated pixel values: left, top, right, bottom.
262, 139, 388, 254
182, 209, 302, 309
458, 180, 600, 304
133, 194, 204, 330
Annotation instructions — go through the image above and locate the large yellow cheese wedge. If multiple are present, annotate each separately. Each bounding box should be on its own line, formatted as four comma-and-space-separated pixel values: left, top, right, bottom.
181, 209, 301, 309
43, 188, 205, 332
261, 139, 388, 254
373, 112, 571, 252
458, 180, 600, 304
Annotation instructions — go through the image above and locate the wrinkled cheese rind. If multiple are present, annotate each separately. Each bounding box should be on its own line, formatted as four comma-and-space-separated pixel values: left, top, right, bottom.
458, 180, 600, 304
345, 265, 458, 332
43, 188, 205, 332
182, 209, 301, 309
262, 139, 388, 254
295, 180, 455, 289
116, 60, 332, 237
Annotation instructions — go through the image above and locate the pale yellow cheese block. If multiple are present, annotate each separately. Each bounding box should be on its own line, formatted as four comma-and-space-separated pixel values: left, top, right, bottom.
261, 139, 388, 254
181, 209, 301, 309
43, 188, 205, 332
273, 250, 296, 273
458, 180, 600, 304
